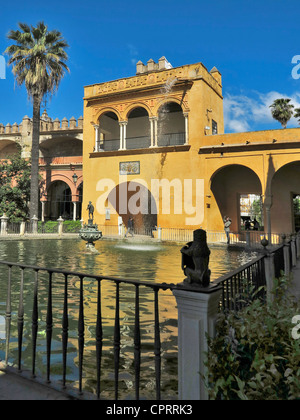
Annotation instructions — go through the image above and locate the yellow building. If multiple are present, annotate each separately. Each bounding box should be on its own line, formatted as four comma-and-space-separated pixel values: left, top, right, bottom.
83, 57, 300, 237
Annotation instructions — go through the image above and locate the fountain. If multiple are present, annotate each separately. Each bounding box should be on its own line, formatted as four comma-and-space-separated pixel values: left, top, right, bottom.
79, 201, 102, 253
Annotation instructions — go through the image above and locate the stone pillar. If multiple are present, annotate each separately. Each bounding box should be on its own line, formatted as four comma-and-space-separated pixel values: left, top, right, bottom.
158, 226, 162, 240
1, 214, 8, 235
183, 113, 189, 145
93, 124, 100, 151
291, 235, 297, 267
20, 221, 26, 236
297, 232, 300, 258
283, 238, 291, 276
119, 122, 123, 150
154, 117, 158, 147
263, 251, 276, 298
172, 286, 222, 400
123, 122, 127, 150
31, 215, 38, 234
41, 201, 45, 222
57, 216, 64, 236
73, 202, 77, 221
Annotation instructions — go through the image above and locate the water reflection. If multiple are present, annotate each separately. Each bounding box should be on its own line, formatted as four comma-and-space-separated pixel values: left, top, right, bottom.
0, 238, 256, 399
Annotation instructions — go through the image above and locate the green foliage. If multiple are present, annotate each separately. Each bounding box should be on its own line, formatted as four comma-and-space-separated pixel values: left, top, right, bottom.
38, 220, 81, 233
62, 220, 81, 233
269, 98, 294, 129
5, 21, 69, 100
38, 221, 58, 233
0, 152, 31, 222
206, 277, 300, 400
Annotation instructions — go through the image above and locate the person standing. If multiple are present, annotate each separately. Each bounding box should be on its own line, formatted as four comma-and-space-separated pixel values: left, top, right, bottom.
125, 217, 134, 237
224, 216, 232, 244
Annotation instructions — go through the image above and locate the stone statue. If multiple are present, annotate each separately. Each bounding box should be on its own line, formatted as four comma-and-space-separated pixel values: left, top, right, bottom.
87, 201, 94, 220
180, 229, 211, 287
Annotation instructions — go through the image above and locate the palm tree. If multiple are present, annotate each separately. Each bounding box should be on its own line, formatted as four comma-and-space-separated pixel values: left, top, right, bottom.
294, 107, 300, 124
269, 98, 294, 129
5, 22, 69, 220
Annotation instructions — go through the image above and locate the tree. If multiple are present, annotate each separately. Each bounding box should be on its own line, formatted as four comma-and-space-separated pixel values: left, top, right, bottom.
5, 22, 69, 219
294, 107, 300, 124
0, 151, 31, 221
269, 98, 294, 129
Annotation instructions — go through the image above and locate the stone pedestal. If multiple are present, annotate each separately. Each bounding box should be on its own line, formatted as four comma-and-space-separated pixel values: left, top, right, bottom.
172, 286, 222, 400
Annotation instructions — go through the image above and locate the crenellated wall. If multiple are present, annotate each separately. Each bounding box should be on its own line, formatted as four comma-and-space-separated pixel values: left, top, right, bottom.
0, 113, 83, 135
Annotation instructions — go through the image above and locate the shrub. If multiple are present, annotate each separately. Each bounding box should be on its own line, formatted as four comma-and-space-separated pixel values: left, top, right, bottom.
206, 277, 300, 400
63, 220, 81, 233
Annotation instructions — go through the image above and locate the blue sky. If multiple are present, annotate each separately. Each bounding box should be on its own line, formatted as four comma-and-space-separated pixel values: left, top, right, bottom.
1, 0, 300, 133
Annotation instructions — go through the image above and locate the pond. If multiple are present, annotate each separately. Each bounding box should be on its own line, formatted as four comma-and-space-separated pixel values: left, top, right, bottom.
0, 237, 257, 399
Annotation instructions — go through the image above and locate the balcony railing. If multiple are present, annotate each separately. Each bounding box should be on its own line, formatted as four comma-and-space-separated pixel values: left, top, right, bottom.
95, 132, 186, 152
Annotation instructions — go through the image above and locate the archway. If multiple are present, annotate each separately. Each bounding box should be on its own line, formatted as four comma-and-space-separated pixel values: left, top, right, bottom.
99, 111, 120, 151
157, 102, 185, 146
107, 181, 158, 235
0, 140, 20, 158
211, 164, 263, 232
127, 107, 151, 149
271, 161, 300, 233
45, 181, 73, 220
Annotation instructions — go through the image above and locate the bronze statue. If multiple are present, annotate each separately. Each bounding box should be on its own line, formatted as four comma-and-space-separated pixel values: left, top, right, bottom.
180, 229, 211, 287
87, 201, 94, 220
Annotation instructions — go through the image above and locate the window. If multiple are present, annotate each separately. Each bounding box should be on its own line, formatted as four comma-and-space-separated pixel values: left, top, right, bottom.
212, 120, 218, 135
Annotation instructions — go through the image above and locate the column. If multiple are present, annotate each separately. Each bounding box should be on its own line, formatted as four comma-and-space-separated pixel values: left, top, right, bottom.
183, 113, 189, 145
172, 286, 222, 400
149, 117, 154, 147
93, 124, 100, 151
41, 201, 45, 222
119, 122, 123, 150
31, 215, 38, 234
123, 121, 127, 150
73, 202, 77, 221
0, 214, 8, 235
153, 117, 158, 147
57, 216, 64, 236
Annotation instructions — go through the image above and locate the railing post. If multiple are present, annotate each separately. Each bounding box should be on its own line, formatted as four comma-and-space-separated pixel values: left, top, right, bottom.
31, 215, 38, 234
246, 231, 250, 247
283, 237, 291, 276
20, 221, 25, 236
296, 232, 300, 259
158, 226, 162, 241
172, 286, 222, 400
264, 251, 276, 299
57, 216, 64, 236
1, 213, 8, 235
291, 234, 297, 267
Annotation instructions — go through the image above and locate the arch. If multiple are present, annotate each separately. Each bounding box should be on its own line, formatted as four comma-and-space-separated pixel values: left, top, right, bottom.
124, 102, 152, 119
155, 96, 188, 115
210, 164, 263, 232
40, 137, 82, 159
270, 160, 300, 233
0, 140, 21, 158
45, 180, 73, 220
98, 110, 120, 151
157, 101, 185, 146
95, 107, 121, 123
126, 106, 151, 149
107, 181, 158, 234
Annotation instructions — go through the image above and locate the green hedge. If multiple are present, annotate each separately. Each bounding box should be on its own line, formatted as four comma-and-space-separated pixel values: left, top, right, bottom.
38, 220, 81, 233
205, 277, 300, 400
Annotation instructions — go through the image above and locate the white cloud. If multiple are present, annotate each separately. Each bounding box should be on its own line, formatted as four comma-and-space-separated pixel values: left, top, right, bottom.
223, 90, 300, 132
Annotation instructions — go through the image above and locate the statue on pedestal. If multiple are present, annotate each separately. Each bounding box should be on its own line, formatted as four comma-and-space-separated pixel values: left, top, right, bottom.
180, 229, 211, 287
